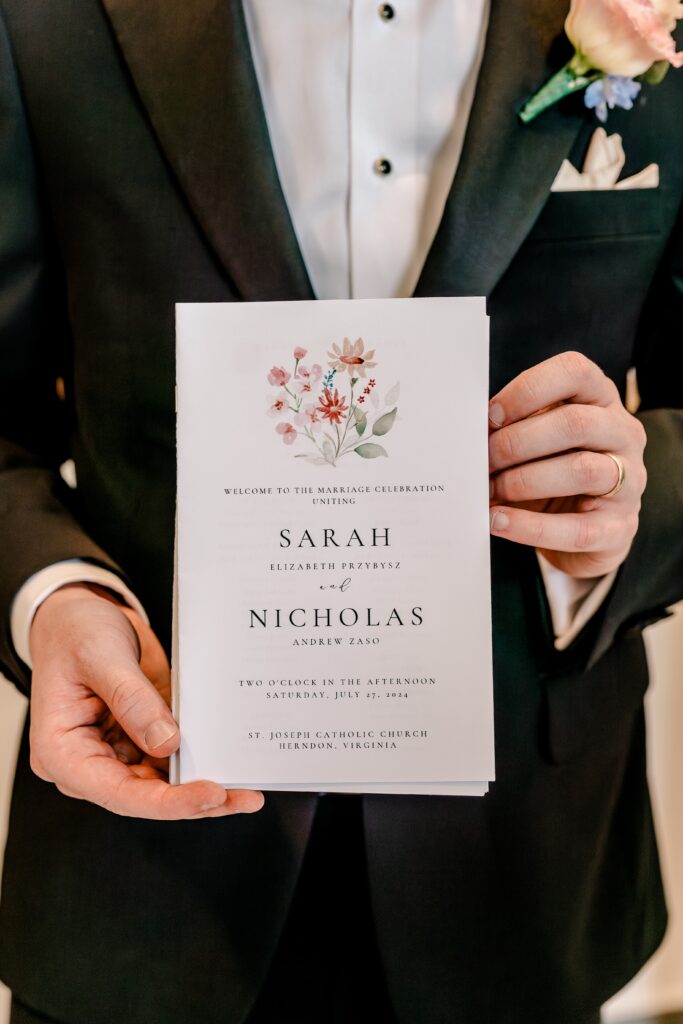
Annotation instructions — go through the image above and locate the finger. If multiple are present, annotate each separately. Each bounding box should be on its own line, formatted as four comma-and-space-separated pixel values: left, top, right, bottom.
489, 352, 619, 428
120, 607, 172, 697
52, 731, 264, 819
491, 451, 623, 504
96, 659, 180, 759
489, 404, 625, 473
489, 505, 636, 557
103, 723, 144, 766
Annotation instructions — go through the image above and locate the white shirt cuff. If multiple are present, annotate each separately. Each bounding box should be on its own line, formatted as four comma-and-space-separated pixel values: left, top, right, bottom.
10, 560, 149, 670
537, 552, 617, 652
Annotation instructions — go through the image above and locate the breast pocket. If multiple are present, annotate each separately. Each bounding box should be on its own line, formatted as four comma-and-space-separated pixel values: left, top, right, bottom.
527, 188, 663, 244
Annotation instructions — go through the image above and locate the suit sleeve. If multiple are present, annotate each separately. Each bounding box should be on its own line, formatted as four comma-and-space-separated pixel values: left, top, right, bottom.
587, 202, 683, 668
0, 10, 125, 694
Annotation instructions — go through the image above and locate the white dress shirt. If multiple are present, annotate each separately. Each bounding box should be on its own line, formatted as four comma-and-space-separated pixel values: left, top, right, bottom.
10, 0, 612, 668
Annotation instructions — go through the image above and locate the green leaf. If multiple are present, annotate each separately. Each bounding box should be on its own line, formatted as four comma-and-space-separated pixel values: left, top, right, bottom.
354, 409, 367, 436
641, 61, 669, 85
322, 440, 337, 465
384, 382, 400, 407
353, 443, 388, 459
372, 407, 397, 437
295, 453, 328, 466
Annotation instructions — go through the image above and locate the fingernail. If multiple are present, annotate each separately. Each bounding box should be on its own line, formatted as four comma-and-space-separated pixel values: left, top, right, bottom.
199, 801, 225, 811
490, 510, 509, 532
113, 743, 131, 764
144, 719, 178, 751
488, 402, 505, 428
244, 792, 265, 813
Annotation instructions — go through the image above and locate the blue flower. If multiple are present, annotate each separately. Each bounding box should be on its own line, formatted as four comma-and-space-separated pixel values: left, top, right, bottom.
584, 75, 642, 123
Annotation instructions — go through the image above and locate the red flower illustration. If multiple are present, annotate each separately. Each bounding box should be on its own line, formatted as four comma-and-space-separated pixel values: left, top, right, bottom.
316, 387, 349, 424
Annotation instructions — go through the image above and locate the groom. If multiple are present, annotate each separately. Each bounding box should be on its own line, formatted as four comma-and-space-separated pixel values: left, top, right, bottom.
0, 1, 682, 1022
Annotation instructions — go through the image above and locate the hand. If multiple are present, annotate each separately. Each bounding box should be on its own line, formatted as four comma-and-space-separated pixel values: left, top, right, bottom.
28, 583, 265, 819
488, 351, 647, 579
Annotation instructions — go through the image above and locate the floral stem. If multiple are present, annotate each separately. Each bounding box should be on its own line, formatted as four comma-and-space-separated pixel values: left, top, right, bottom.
337, 388, 355, 453
518, 58, 600, 124
304, 427, 325, 458
284, 384, 301, 410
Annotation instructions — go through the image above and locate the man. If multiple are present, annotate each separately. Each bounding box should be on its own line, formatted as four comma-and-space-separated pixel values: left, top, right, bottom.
0, 1, 682, 1022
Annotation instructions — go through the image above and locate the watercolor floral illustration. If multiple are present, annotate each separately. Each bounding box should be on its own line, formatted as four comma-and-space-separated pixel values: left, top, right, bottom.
266, 339, 399, 466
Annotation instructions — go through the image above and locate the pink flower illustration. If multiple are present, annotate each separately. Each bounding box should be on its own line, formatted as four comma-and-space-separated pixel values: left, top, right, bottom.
293, 346, 308, 360
267, 392, 290, 417
295, 403, 323, 432
295, 363, 323, 394
276, 422, 298, 445
268, 366, 291, 387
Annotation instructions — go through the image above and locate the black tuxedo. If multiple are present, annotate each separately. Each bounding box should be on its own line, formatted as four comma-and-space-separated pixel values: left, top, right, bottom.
0, 1, 682, 1022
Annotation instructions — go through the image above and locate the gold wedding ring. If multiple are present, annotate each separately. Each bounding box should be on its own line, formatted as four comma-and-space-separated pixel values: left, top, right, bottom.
600, 452, 626, 498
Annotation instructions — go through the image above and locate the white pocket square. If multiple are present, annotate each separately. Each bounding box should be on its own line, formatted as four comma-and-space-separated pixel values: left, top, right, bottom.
551, 128, 659, 192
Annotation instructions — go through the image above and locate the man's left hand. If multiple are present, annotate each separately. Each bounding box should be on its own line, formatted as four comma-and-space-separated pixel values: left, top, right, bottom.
489, 351, 647, 579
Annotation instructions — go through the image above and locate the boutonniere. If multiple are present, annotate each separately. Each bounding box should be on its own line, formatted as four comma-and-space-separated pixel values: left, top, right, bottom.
520, 0, 683, 123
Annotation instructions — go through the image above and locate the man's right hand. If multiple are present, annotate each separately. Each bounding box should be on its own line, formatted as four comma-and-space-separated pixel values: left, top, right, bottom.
28, 583, 265, 819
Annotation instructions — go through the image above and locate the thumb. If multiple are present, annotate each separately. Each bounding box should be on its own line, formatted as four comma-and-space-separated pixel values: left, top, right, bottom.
100, 660, 180, 757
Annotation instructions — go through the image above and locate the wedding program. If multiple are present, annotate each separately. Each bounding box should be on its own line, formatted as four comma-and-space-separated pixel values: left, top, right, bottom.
173, 298, 494, 796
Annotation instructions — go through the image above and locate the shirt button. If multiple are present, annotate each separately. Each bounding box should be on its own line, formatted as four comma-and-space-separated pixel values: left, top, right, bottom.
378, 4, 395, 21
373, 157, 393, 176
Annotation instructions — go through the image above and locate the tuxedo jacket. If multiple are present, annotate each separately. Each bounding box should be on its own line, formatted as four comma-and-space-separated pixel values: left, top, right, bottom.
0, 2, 682, 1022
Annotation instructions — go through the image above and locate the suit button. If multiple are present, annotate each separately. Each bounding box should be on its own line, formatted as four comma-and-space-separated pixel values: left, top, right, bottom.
378, 4, 395, 20
373, 157, 392, 176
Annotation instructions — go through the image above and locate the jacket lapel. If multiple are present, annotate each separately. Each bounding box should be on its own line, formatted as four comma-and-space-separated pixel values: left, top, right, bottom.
99, 0, 314, 301
100, 0, 584, 303
415, 0, 587, 299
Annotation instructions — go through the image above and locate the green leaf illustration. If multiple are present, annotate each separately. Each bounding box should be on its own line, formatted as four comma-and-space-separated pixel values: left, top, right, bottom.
354, 409, 368, 436
372, 407, 397, 437
354, 443, 388, 459
295, 453, 329, 466
322, 440, 337, 465
384, 382, 400, 407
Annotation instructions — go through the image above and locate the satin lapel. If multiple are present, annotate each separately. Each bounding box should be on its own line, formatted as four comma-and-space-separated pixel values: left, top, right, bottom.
99, 0, 314, 301
415, 0, 588, 299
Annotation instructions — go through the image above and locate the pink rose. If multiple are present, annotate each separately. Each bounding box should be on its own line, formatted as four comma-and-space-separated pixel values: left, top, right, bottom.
276, 422, 297, 445
268, 366, 290, 387
566, 0, 683, 77
293, 346, 307, 360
